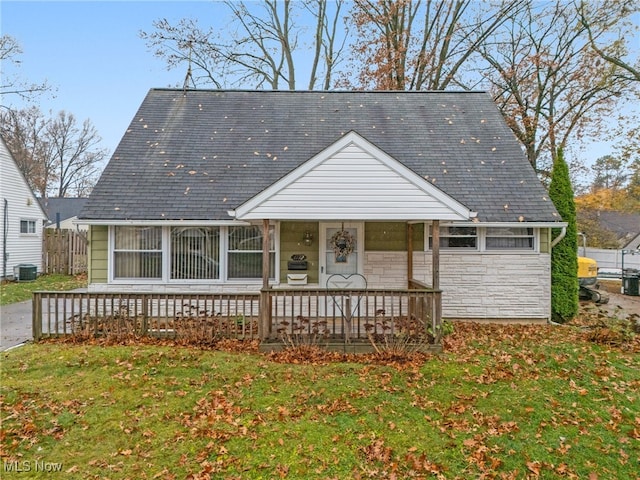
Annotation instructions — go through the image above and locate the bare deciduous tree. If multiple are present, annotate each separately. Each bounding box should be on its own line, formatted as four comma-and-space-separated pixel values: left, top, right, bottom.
478, 0, 638, 174
140, 0, 348, 90
0, 107, 53, 197
0, 109, 108, 198
591, 154, 628, 190
47, 112, 108, 198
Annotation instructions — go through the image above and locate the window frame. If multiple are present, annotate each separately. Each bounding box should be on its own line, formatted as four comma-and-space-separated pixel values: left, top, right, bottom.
109, 224, 278, 284
112, 226, 164, 281
170, 226, 221, 282
20, 219, 37, 235
425, 223, 539, 253
227, 225, 276, 281
485, 227, 536, 251
427, 224, 478, 251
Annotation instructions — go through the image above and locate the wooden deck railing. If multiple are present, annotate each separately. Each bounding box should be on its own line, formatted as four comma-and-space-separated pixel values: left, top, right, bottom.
32, 286, 441, 346
261, 287, 441, 342
32, 292, 261, 341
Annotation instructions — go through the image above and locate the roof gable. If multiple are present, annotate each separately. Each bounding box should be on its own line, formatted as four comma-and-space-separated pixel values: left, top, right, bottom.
233, 131, 471, 221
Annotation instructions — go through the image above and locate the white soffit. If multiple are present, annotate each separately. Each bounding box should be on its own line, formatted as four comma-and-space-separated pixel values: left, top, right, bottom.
233, 131, 472, 221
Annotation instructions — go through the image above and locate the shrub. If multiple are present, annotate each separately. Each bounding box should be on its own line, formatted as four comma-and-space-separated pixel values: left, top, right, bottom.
549, 148, 579, 323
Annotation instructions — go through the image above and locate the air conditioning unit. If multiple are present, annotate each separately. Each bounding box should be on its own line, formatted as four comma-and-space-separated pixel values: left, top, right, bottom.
14, 264, 37, 282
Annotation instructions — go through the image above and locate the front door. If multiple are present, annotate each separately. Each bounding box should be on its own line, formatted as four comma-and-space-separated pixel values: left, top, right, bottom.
319, 222, 364, 288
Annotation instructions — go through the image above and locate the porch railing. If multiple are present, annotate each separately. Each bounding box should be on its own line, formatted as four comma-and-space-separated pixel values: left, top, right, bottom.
32, 286, 441, 345
260, 287, 441, 343
32, 292, 261, 341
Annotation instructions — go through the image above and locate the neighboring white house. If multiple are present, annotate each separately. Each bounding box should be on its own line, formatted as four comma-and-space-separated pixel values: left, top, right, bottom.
0, 136, 48, 280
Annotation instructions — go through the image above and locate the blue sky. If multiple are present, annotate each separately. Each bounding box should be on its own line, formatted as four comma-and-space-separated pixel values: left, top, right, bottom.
2, 1, 225, 154
1, 0, 638, 178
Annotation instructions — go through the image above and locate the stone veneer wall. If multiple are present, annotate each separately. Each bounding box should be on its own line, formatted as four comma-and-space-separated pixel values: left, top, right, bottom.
364, 251, 551, 321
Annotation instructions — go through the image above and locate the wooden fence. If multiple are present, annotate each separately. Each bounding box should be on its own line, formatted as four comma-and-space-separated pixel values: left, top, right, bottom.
43, 229, 87, 275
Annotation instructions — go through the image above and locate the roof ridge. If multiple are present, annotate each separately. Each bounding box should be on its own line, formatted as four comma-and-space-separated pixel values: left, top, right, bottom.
150, 88, 488, 95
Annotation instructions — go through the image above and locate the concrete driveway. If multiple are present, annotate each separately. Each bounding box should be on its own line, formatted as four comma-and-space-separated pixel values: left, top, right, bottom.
0, 300, 33, 351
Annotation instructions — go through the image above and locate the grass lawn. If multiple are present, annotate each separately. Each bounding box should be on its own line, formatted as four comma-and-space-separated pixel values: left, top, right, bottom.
1, 317, 638, 479
1, 274, 87, 306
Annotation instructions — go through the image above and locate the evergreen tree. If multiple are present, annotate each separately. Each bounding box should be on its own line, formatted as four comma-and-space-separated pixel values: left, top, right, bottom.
549, 148, 579, 322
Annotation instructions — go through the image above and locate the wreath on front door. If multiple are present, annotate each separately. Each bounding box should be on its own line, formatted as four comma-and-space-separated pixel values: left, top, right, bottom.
330, 230, 355, 261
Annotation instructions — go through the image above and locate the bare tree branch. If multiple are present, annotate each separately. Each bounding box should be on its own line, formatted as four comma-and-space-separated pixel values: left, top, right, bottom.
1, 108, 107, 197
0, 35, 51, 106
479, 0, 637, 173
140, 1, 347, 90
578, 0, 640, 83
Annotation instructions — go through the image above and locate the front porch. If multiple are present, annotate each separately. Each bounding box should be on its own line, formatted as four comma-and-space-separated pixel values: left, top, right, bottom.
31, 282, 442, 352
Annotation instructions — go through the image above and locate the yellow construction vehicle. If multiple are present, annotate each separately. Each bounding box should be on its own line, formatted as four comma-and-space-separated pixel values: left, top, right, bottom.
578, 256, 609, 304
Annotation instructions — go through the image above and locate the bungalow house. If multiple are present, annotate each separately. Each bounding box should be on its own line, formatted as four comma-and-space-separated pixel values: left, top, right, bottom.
78, 89, 564, 335
1, 135, 48, 280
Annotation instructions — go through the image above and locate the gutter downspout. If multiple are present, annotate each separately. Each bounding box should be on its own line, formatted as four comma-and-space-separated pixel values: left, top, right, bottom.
2, 199, 8, 279
550, 226, 566, 248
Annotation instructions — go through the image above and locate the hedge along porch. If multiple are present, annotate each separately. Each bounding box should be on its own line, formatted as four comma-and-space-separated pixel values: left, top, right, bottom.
78, 90, 564, 338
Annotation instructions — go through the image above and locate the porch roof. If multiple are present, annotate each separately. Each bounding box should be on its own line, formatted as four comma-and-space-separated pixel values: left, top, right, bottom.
80, 89, 561, 225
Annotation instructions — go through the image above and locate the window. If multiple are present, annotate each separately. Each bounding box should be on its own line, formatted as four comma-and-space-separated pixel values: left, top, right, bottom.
113, 226, 162, 279
111, 225, 276, 282
486, 227, 535, 250
228, 225, 275, 279
429, 225, 477, 249
20, 220, 36, 234
171, 227, 220, 280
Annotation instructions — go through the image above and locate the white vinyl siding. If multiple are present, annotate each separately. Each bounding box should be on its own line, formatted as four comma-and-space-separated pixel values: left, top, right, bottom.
234, 133, 471, 221
1, 138, 47, 278
263, 145, 450, 218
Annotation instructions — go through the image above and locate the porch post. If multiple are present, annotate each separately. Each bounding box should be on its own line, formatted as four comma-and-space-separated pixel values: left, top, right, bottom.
407, 222, 417, 318
407, 223, 413, 287
431, 220, 442, 335
262, 219, 270, 290
259, 219, 271, 340
32, 292, 42, 341
431, 220, 439, 290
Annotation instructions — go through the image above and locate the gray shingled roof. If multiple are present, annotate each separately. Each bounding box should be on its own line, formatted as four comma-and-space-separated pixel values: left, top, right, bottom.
80, 89, 560, 223
40, 197, 89, 224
